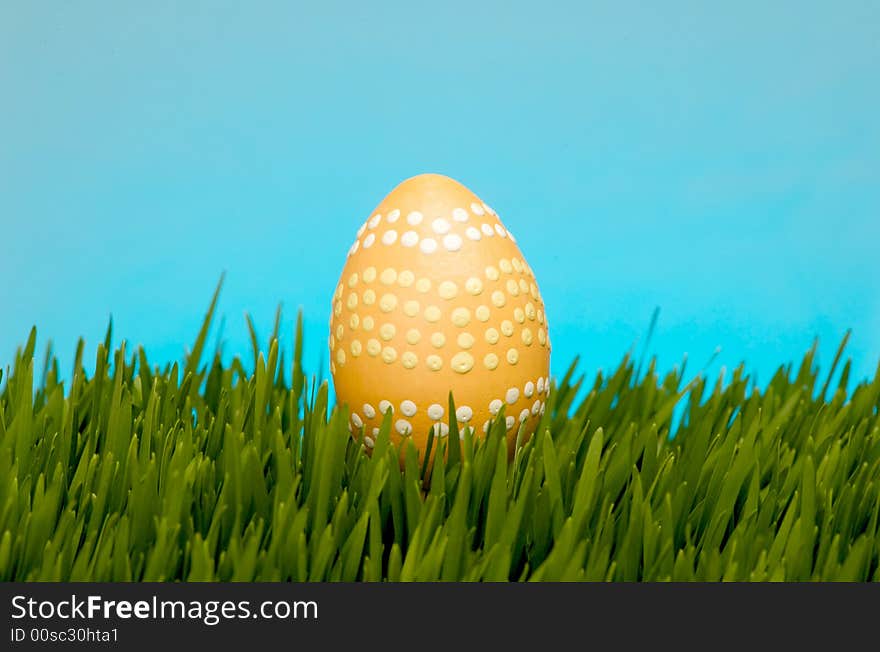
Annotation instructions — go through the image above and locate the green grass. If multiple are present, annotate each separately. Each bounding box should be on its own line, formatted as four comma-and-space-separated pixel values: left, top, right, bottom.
2, 285, 879, 581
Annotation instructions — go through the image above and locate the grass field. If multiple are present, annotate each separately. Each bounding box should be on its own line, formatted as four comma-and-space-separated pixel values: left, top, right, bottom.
2, 285, 879, 581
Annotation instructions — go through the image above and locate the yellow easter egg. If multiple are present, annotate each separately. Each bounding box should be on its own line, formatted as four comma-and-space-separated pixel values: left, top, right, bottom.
330, 174, 551, 456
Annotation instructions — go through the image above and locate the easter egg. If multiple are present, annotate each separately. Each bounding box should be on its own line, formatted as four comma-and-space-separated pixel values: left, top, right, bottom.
329, 173, 551, 456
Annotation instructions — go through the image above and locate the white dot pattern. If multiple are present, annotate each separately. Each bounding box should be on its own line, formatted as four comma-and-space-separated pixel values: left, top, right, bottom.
331, 177, 550, 452
427, 404, 444, 420
432, 218, 451, 234
401, 400, 417, 417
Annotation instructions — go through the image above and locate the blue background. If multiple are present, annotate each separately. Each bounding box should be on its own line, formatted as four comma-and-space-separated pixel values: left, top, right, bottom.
2, 1, 878, 392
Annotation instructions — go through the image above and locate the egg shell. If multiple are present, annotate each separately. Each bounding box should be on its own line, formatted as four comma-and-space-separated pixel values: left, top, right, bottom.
330, 173, 551, 459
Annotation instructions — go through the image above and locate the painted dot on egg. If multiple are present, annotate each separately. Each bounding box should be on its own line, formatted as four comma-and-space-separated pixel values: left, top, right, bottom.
406, 328, 421, 345
511, 258, 523, 273
481, 223, 495, 237
427, 404, 444, 420
349, 314, 360, 329
466, 227, 482, 241
499, 259, 513, 274
465, 277, 484, 295
379, 293, 398, 312
337, 349, 347, 365
485, 266, 500, 281
432, 423, 450, 438
451, 307, 471, 327
430, 331, 446, 348
457, 332, 475, 349
348, 273, 359, 288
538, 329, 547, 346
352, 413, 363, 428
366, 339, 381, 356
336, 324, 344, 340
506, 387, 521, 404
438, 281, 458, 300
491, 291, 506, 308
501, 320, 514, 337
380, 268, 398, 285
364, 233, 376, 248
476, 305, 491, 322
382, 230, 398, 245
399, 270, 415, 287
351, 340, 363, 356
489, 399, 503, 415
471, 202, 485, 216
453, 208, 469, 222
485, 328, 500, 344
507, 348, 520, 364
519, 408, 530, 422
505, 416, 515, 430
484, 353, 499, 370
532, 399, 541, 415
519, 279, 529, 293
426, 355, 443, 371
363, 316, 375, 330
456, 405, 473, 422
347, 293, 358, 309
451, 352, 475, 374
521, 328, 533, 346
401, 400, 417, 417
514, 307, 525, 323
381, 347, 397, 364
363, 289, 376, 305
416, 278, 432, 293
525, 302, 537, 320
420, 238, 438, 254
369, 214, 382, 228
363, 403, 377, 418
402, 352, 418, 369
363, 267, 377, 283
495, 224, 507, 237
507, 279, 520, 296
401, 231, 419, 247
396, 420, 412, 435
432, 218, 451, 234
379, 323, 396, 341
379, 400, 392, 414
404, 300, 420, 317
537, 378, 545, 394
406, 211, 423, 225
443, 234, 463, 251
425, 305, 442, 323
